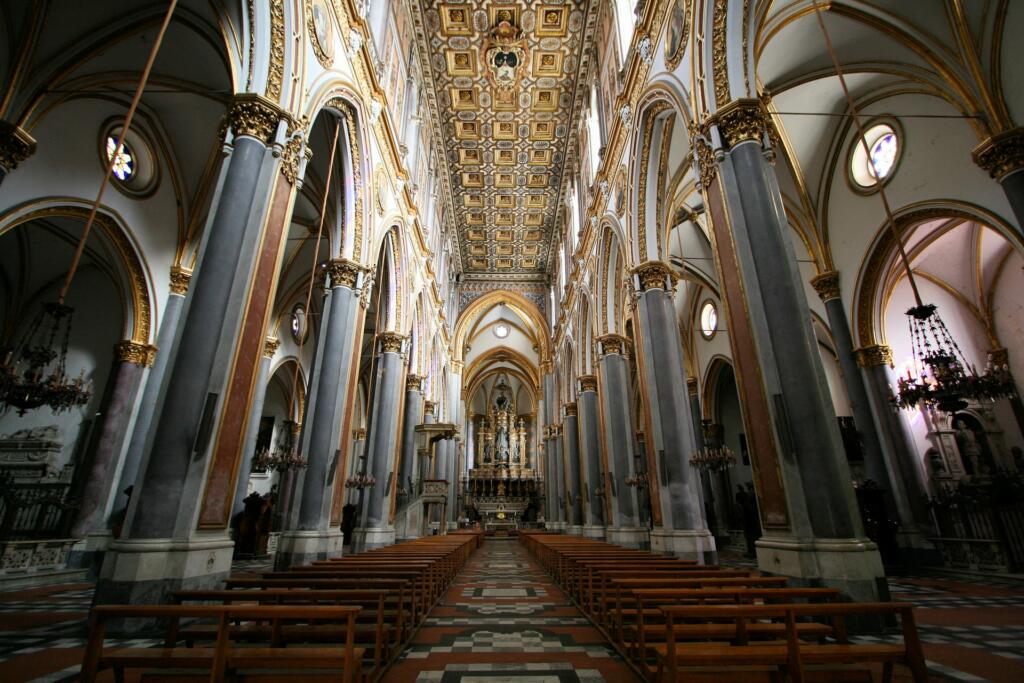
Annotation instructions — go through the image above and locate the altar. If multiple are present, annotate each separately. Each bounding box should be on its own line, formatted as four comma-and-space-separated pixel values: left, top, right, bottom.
464, 374, 541, 530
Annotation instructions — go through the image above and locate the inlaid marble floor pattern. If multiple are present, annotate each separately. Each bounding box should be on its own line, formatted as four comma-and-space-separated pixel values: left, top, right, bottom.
381, 538, 642, 683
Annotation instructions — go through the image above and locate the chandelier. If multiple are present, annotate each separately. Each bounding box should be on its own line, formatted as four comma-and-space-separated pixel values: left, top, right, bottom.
0, 303, 91, 416
689, 446, 737, 473
251, 420, 307, 472
345, 473, 376, 490
892, 304, 1016, 413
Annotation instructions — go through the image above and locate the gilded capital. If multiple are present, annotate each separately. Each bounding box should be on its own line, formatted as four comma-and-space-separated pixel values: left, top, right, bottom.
810, 271, 841, 303
115, 340, 157, 367
972, 128, 1024, 180
406, 374, 424, 391
378, 332, 406, 354
540, 358, 554, 374
451, 360, 464, 375
686, 376, 698, 395
712, 99, 771, 149
551, 423, 562, 437
353, 427, 367, 440
169, 265, 193, 295
597, 334, 630, 357
855, 344, 894, 368
690, 122, 718, 190
578, 374, 598, 392
327, 258, 364, 288
563, 402, 577, 417
0, 121, 36, 172
226, 93, 284, 144
263, 337, 280, 358
632, 261, 678, 292
423, 400, 436, 415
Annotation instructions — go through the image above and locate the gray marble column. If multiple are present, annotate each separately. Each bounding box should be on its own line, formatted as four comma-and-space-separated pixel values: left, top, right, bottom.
68, 341, 152, 571
811, 273, 921, 554
96, 96, 288, 608
112, 269, 189, 518
973, 128, 1024, 241
447, 437, 460, 528
563, 405, 584, 534
231, 338, 278, 520
357, 332, 407, 548
278, 263, 364, 566
577, 376, 605, 537
633, 264, 715, 560
398, 375, 424, 503
596, 335, 646, 547
704, 100, 882, 599
553, 425, 566, 527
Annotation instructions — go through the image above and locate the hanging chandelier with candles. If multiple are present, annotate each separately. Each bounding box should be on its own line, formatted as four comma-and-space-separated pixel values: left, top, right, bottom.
688, 420, 737, 473
251, 420, 307, 472
345, 473, 376, 490
891, 304, 1016, 413
0, 303, 91, 416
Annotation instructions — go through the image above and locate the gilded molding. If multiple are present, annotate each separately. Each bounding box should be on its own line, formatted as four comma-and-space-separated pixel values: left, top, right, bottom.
540, 359, 554, 374
0, 122, 37, 172
810, 271, 841, 302
115, 340, 157, 367
578, 374, 598, 392
632, 261, 678, 291
690, 122, 718, 190
712, 99, 769, 149
406, 374, 424, 391
227, 93, 283, 144
597, 334, 630, 357
712, 0, 730, 108
169, 265, 193, 295
972, 127, 1024, 180
325, 99, 365, 262
563, 402, 577, 416
378, 331, 406, 353
263, 337, 280, 358
855, 344, 894, 368
280, 134, 308, 185
637, 102, 671, 255
451, 360, 464, 374
265, 0, 285, 101
664, 0, 692, 72
328, 257, 365, 288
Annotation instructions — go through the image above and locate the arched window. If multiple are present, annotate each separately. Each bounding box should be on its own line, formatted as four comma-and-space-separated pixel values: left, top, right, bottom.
587, 84, 602, 182
614, 0, 635, 60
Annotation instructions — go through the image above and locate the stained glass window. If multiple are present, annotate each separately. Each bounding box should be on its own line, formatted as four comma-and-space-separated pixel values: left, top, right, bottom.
869, 132, 898, 179
851, 123, 900, 189
494, 323, 510, 339
106, 136, 135, 181
700, 302, 718, 339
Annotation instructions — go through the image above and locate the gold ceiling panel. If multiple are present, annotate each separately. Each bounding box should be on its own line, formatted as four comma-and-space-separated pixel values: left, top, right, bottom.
412, 0, 596, 275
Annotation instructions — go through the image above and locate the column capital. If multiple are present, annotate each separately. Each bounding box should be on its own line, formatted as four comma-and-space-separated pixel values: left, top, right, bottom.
708, 98, 772, 149
972, 127, 1024, 180
263, 337, 280, 358
353, 427, 367, 440
686, 376, 698, 395
327, 258, 367, 288
855, 344, 894, 368
578, 374, 598, 392
406, 374, 424, 391
810, 270, 841, 302
631, 260, 678, 292
550, 423, 562, 437
596, 334, 630, 357
0, 121, 36, 173
540, 358, 554, 374
377, 331, 407, 353
115, 340, 157, 367
450, 360, 464, 375
423, 400, 436, 416
226, 93, 288, 144
563, 402, 577, 416
169, 265, 193, 295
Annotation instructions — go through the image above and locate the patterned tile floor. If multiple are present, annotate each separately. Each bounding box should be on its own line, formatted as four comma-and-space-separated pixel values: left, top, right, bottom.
0, 544, 1021, 681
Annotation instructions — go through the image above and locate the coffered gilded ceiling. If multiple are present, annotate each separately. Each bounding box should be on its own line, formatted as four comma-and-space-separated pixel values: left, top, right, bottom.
410, 0, 598, 278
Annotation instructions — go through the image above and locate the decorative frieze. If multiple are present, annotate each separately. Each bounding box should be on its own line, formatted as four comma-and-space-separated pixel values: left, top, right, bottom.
972, 127, 1024, 180
263, 337, 280, 359
632, 261, 678, 291
810, 271, 841, 303
578, 374, 598, 392
855, 344, 894, 368
0, 121, 36, 172
169, 265, 193, 295
115, 340, 157, 367
226, 93, 284, 144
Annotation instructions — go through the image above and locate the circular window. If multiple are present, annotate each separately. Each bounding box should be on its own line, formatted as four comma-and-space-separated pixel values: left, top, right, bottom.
700, 301, 718, 339
99, 121, 158, 197
849, 122, 901, 190
291, 304, 308, 345
494, 323, 510, 339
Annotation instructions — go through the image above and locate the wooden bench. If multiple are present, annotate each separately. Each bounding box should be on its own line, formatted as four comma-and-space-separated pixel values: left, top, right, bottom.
655, 603, 927, 683
81, 604, 364, 683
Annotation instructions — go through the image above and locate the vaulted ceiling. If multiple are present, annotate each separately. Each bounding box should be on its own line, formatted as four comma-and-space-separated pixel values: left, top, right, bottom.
409, 0, 598, 279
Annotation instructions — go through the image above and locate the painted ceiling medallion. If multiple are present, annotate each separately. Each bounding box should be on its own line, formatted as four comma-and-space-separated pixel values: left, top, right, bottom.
307, 0, 335, 68
482, 14, 529, 90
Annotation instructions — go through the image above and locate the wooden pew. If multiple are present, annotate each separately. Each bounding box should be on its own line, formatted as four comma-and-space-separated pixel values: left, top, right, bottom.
81, 604, 364, 683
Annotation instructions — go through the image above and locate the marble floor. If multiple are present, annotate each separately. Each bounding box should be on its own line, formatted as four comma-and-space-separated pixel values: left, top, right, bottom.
0, 541, 1022, 681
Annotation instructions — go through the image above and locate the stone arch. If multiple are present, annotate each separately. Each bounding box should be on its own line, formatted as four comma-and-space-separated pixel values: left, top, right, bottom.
451, 290, 550, 366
